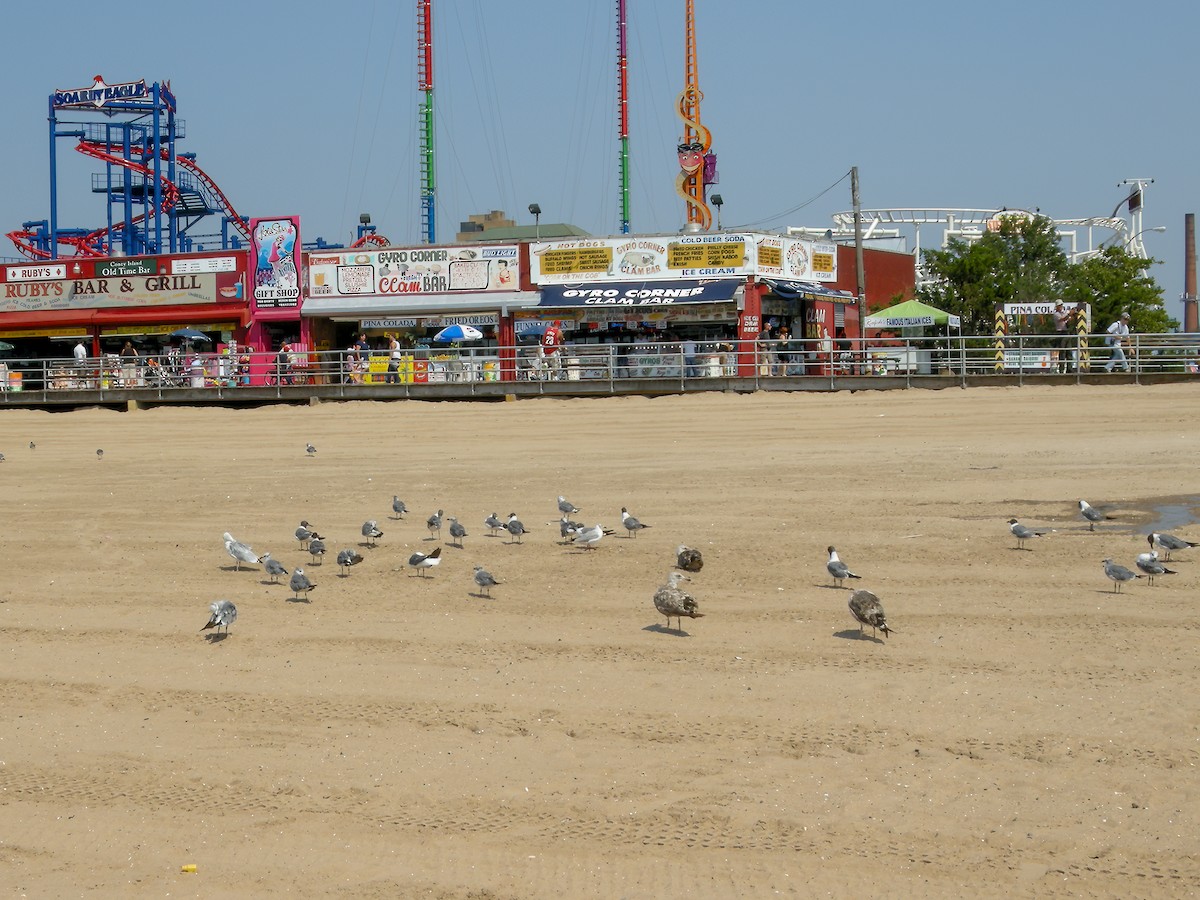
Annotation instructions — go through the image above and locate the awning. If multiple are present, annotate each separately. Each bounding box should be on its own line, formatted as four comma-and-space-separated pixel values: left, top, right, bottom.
301, 291, 541, 318
763, 279, 855, 301
538, 279, 742, 307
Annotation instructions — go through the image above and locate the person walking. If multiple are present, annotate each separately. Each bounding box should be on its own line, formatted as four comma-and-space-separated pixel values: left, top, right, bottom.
1105, 311, 1132, 373
1051, 299, 1074, 373
386, 335, 402, 384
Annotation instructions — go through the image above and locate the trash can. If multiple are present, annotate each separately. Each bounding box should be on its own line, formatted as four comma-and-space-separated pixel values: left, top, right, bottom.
483, 362, 498, 382
8, 371, 22, 392
567, 357, 581, 381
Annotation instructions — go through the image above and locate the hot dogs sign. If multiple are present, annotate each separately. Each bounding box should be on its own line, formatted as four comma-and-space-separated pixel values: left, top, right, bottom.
530, 233, 836, 284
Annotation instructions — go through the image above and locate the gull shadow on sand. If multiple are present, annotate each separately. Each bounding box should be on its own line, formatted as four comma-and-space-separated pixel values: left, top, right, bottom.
219, 565, 260, 573
834, 629, 886, 644
642, 623, 694, 637
203, 632, 231, 644
285, 596, 312, 604
815, 583, 852, 590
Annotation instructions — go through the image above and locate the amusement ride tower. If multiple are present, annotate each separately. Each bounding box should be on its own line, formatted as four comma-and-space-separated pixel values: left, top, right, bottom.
675, 0, 716, 230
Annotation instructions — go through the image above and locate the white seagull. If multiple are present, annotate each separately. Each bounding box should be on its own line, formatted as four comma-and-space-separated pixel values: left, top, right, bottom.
1007, 518, 1046, 550
448, 517, 467, 547
295, 521, 323, 549
307, 536, 327, 565
391, 496, 408, 519
571, 523, 614, 550
223, 532, 259, 571
201, 599, 238, 635
426, 509, 444, 540
408, 546, 442, 576
484, 512, 505, 536
825, 546, 861, 588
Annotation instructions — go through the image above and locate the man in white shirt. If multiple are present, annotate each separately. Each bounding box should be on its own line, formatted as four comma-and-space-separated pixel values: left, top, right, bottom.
73, 340, 87, 366
1105, 311, 1131, 373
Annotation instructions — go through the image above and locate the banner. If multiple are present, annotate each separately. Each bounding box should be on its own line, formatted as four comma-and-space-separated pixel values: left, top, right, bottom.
307, 244, 520, 298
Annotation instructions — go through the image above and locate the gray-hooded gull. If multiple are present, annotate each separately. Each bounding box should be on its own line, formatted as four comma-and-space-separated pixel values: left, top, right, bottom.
306, 443, 317, 457
295, 521, 323, 549
201, 599, 238, 635
653, 572, 703, 631
825, 546, 861, 588
472, 565, 500, 597
362, 520, 384, 547
848, 589, 893, 639
1102, 557, 1141, 592
223, 532, 259, 571
559, 515, 585, 541
676, 545, 704, 572
1007, 518, 1046, 550
1078, 499, 1113, 531
484, 512, 505, 536
408, 546, 442, 576
289, 567, 316, 600
307, 536, 327, 565
259, 553, 288, 583
1134, 552, 1176, 585
505, 513, 530, 544
620, 507, 650, 538
336, 548, 364, 576
1148, 532, 1199, 561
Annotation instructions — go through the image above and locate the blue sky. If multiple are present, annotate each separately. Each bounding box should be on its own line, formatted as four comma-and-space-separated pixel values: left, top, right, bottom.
1, 1, 1194, 320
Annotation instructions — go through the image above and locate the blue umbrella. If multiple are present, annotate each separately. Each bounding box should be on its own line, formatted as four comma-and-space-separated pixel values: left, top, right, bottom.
433, 324, 483, 343
170, 328, 212, 343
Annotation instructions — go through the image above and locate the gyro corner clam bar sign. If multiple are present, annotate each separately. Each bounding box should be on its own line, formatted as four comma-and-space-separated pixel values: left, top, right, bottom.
306, 244, 521, 298
1, 262, 221, 313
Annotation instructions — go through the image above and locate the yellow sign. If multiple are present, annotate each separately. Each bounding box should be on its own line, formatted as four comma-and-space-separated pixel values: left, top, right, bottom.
758, 245, 782, 268
0, 326, 88, 338
811, 252, 834, 275
538, 247, 613, 276
667, 242, 745, 269
98, 322, 238, 337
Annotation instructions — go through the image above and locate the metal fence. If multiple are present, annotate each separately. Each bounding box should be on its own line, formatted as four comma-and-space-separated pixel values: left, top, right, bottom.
0, 333, 1196, 403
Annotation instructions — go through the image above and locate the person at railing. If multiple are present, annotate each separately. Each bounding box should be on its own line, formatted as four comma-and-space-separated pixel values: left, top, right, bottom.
757, 322, 775, 375
119, 341, 139, 386
385, 336, 401, 384
275, 341, 295, 385
344, 345, 363, 384
541, 321, 564, 380
1105, 311, 1132, 373
777, 326, 794, 376
73, 339, 90, 388
682, 336, 699, 378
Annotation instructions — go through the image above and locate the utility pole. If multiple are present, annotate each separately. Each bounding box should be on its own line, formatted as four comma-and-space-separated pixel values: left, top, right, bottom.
851, 166, 866, 308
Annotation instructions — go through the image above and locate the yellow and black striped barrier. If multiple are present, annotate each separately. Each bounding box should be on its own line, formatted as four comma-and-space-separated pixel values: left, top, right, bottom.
1075, 313, 1089, 371
994, 308, 1007, 372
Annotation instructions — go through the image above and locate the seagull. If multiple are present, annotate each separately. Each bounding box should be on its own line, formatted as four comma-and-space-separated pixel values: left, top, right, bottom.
305, 443, 317, 456
29, 441, 35, 450
472, 565, 500, 597
484, 512, 505, 536
653, 572, 703, 631
408, 546, 442, 576
1007, 518, 1044, 550
571, 523, 614, 550
1135, 553, 1176, 585
826, 546, 862, 588
557, 496, 582, 515
1103, 558, 1141, 592
427, 509, 444, 540
620, 507, 650, 538
295, 521, 323, 549
848, 589, 893, 639
448, 517, 467, 547
1078, 499, 1113, 531
676, 545, 704, 572
259, 552, 288, 583
223, 532, 259, 571
307, 536, 327, 565
505, 513, 530, 544
336, 548, 364, 576
96, 448, 104, 460
1148, 532, 1199, 561
0, 452, 5, 462
391, 496, 408, 519
559, 515, 586, 540
201, 599, 238, 635
362, 520, 384, 547
289, 567, 316, 600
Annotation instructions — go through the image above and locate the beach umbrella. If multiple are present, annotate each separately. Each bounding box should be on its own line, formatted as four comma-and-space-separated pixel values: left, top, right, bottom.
0, 340, 13, 352
170, 327, 212, 343
432, 324, 483, 343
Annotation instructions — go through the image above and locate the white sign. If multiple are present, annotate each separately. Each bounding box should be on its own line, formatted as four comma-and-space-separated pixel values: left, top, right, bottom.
6, 264, 66, 282
173, 256, 237, 274
307, 244, 520, 297
361, 313, 498, 329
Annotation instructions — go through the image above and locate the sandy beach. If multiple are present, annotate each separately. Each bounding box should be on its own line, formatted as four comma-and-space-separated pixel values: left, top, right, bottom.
1, 384, 1198, 898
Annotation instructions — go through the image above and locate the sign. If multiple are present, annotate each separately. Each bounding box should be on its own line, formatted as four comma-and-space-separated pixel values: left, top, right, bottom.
538, 279, 740, 307
754, 236, 838, 282
666, 241, 745, 269
99, 322, 238, 336
306, 244, 520, 298
0, 326, 90, 338
0, 273, 225, 313
5, 264, 66, 283
53, 76, 149, 109
173, 256, 237, 274
96, 258, 156, 278
360, 313, 499, 329
250, 216, 301, 309
531, 234, 759, 284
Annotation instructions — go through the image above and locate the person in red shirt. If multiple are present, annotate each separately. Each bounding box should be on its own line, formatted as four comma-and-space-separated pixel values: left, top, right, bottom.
541, 322, 564, 379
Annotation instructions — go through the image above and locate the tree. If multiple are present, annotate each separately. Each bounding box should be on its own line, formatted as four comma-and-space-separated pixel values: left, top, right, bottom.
917, 214, 1173, 333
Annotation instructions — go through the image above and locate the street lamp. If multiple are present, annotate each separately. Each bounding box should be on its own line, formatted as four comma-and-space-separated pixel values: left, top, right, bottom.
710, 194, 724, 230
528, 203, 541, 241
1123, 224, 1166, 259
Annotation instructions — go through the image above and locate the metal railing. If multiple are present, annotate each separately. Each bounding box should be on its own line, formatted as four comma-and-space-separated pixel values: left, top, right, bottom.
0, 334, 1196, 403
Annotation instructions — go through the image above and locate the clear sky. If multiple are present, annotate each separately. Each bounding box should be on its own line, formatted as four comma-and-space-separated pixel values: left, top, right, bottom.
1, 1, 1194, 321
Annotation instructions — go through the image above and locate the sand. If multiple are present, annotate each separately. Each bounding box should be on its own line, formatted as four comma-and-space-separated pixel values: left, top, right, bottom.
1, 384, 1198, 898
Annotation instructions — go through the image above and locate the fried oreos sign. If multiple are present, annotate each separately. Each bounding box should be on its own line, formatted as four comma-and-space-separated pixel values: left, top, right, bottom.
54, 76, 149, 109
539, 279, 739, 307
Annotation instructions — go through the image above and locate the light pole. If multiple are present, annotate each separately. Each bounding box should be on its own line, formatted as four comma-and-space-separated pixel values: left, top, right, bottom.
528, 203, 541, 241
710, 194, 723, 230
1123, 224, 1166, 259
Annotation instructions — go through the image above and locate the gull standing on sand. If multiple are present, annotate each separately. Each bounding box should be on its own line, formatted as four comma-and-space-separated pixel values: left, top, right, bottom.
1148, 531, 1199, 561
848, 589, 893, 639
223, 533, 259, 571
259, 553, 288, 583
391, 496, 408, 519
557, 496, 582, 515
653, 572, 703, 631
306, 443, 317, 457
1078, 500, 1113, 531
1134, 552, 1176, 585
571, 523, 613, 550
336, 548, 364, 576
362, 520, 384, 547
825, 546, 861, 588
295, 521, 323, 550
1007, 518, 1045, 550
408, 546, 442, 576
505, 513, 530, 544
1102, 558, 1141, 592
448, 517, 467, 547
676, 545, 704, 572
559, 516, 585, 541
307, 536, 327, 565
289, 567, 316, 600
427, 510, 444, 540
473, 565, 500, 597
201, 599, 238, 635
620, 507, 650, 538
485, 512, 505, 536
96, 448, 104, 460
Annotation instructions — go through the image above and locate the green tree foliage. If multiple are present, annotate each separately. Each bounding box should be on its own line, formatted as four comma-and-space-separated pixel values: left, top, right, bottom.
917, 214, 1173, 333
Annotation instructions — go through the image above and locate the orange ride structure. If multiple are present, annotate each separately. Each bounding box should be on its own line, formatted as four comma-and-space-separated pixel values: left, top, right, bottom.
675, 0, 717, 230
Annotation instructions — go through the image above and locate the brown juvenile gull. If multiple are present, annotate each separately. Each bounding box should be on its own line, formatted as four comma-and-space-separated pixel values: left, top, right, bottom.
653, 572, 704, 631
848, 589, 893, 639
825, 546, 861, 587
201, 599, 237, 635
675, 545, 704, 573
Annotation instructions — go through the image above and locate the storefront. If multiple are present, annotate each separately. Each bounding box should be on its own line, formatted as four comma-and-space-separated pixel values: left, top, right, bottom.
243, 216, 304, 382
301, 242, 537, 382
760, 279, 859, 374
